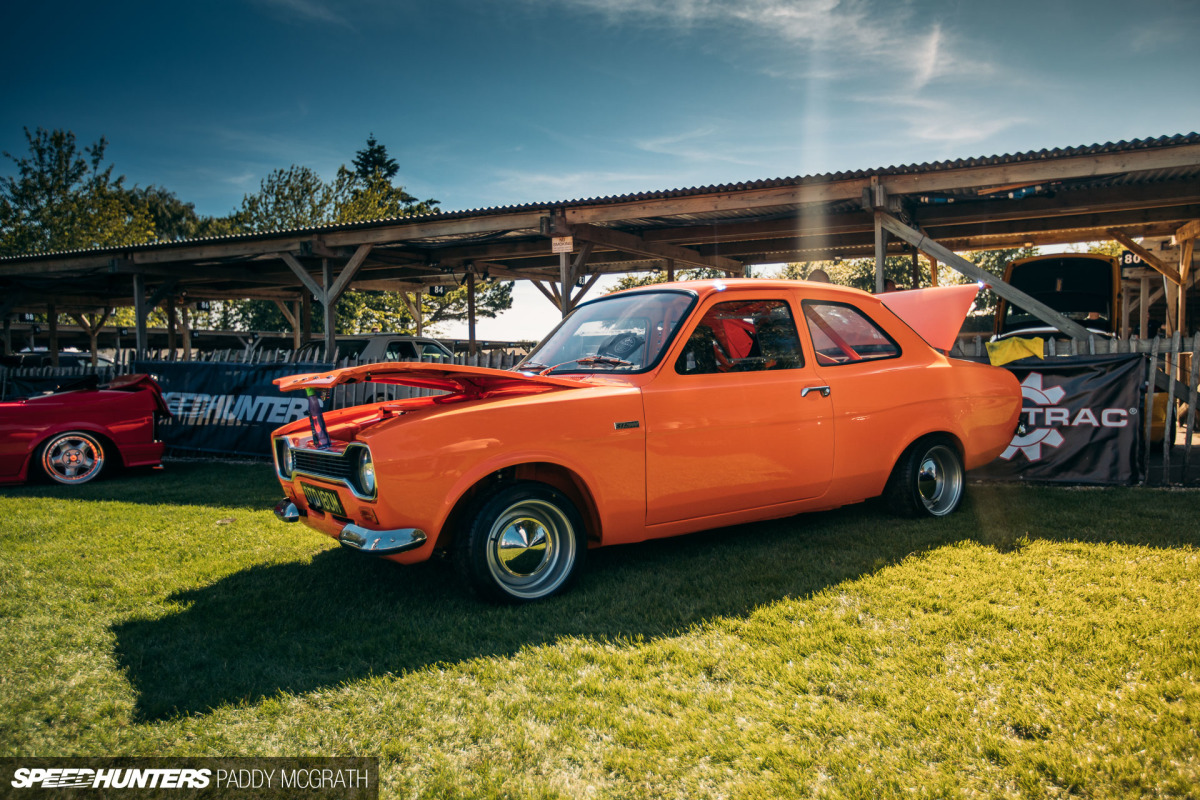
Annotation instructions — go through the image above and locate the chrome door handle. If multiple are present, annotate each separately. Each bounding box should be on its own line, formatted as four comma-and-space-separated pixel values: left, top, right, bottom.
801, 385, 831, 398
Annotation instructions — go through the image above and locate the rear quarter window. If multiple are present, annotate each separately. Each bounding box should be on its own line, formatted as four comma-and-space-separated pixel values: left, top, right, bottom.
802, 301, 901, 365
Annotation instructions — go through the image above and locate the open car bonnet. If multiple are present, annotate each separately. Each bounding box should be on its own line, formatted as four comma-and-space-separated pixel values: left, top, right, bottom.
273, 361, 587, 399
878, 284, 980, 353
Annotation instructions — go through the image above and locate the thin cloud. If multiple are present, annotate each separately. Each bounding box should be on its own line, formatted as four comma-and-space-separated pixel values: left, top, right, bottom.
635, 126, 761, 166
253, 0, 356, 30
549, 0, 998, 93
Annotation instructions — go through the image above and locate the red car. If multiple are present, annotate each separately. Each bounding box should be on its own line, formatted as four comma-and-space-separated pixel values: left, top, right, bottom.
0, 374, 169, 485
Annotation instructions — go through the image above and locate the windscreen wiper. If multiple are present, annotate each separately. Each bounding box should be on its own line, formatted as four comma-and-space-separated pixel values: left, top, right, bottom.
539, 355, 633, 375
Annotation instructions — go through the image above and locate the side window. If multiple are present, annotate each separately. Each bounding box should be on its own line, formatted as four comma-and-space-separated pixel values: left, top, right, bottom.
421, 343, 449, 360
385, 341, 418, 361
675, 299, 804, 375
803, 301, 900, 365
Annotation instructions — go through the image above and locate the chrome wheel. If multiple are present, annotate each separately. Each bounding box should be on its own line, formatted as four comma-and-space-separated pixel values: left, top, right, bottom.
884, 436, 965, 518
40, 432, 105, 485
458, 482, 586, 603
485, 499, 576, 600
916, 444, 963, 516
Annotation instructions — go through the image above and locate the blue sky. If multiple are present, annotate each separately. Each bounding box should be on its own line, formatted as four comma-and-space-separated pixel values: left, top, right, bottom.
3, 0, 1198, 338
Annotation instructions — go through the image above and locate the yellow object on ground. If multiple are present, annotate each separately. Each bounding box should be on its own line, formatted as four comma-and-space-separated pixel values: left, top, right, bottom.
986, 337, 1045, 366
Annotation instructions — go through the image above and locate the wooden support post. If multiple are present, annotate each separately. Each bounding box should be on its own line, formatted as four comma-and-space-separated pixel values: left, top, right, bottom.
71, 310, 111, 366
400, 292, 424, 336
559, 251, 571, 317
873, 212, 886, 293
1120, 283, 1130, 339
467, 272, 477, 357
47, 304, 59, 366
181, 305, 192, 361
133, 273, 148, 359
1165, 278, 1179, 335
1140, 275, 1151, 339
322, 259, 336, 361
666, 258, 676, 283
300, 292, 312, 346
929, 257, 939, 288
166, 296, 177, 358
910, 249, 920, 289
291, 300, 301, 349
1179, 239, 1193, 340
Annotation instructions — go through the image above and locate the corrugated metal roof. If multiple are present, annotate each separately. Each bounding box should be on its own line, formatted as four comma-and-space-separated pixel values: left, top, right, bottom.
2, 133, 1198, 262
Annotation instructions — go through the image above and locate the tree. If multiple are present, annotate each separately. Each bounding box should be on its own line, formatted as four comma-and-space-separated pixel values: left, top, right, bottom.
351, 134, 398, 182
228, 135, 502, 336
239, 165, 333, 232
0, 127, 153, 256
608, 267, 727, 293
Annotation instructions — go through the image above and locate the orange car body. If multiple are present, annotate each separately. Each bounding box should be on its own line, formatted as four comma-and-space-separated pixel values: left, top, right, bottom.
270, 280, 1020, 574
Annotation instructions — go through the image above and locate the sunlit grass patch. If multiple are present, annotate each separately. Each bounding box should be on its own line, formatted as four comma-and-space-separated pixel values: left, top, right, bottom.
1, 465, 1197, 798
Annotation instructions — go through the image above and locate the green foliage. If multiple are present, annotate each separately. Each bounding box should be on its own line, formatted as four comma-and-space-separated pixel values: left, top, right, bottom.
0, 127, 153, 255
239, 165, 333, 232
609, 267, 726, 293
351, 133, 399, 182
222, 136, 500, 335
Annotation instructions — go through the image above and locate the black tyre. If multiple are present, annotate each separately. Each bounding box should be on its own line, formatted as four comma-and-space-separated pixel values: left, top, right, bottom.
456, 482, 587, 603
884, 436, 964, 518
38, 431, 106, 485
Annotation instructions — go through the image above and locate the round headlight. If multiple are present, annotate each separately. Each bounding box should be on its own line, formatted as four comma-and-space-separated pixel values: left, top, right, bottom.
279, 442, 295, 478
358, 449, 376, 496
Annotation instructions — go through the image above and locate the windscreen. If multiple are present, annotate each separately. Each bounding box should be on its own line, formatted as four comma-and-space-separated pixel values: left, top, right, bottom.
520, 291, 695, 374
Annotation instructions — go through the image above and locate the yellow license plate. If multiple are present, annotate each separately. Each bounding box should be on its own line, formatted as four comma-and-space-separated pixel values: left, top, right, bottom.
301, 483, 345, 516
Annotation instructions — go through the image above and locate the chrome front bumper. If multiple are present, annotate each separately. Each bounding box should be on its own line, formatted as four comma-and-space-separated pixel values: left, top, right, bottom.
273, 498, 427, 556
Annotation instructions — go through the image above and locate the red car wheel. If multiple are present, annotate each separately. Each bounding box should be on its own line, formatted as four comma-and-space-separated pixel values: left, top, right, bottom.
39, 431, 106, 485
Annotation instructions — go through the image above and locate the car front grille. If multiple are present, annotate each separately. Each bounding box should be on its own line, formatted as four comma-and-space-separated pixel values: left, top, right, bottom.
293, 448, 356, 482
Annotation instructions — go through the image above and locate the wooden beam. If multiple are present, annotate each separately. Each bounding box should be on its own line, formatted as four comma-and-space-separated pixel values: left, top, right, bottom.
278, 252, 325, 299
571, 223, 743, 274
274, 299, 298, 329
327, 244, 373, 302
571, 271, 604, 311
1176, 219, 1200, 243
530, 280, 559, 307
1107, 230, 1182, 285
877, 212, 1093, 339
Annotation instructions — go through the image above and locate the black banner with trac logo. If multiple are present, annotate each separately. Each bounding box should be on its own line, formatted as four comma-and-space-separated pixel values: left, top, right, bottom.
969, 354, 1145, 484
134, 361, 332, 458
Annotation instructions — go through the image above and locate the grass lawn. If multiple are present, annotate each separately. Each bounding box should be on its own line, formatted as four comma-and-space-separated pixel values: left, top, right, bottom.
1, 462, 1197, 798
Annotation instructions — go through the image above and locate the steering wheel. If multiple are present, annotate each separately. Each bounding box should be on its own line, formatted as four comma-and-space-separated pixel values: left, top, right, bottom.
598, 332, 644, 360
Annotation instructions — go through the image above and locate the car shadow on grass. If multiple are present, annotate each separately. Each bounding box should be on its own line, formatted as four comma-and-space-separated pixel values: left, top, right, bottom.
113, 500, 936, 721
111, 483, 1200, 721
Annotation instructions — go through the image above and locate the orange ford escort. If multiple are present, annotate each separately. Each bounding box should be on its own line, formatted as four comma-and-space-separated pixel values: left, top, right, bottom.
271, 280, 1021, 602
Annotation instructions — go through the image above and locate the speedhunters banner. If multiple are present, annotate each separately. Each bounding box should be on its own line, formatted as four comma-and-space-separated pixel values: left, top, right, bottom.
134, 361, 331, 458
970, 354, 1145, 484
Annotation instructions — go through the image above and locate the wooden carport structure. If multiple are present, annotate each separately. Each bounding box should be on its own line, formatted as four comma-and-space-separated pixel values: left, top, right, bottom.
1, 134, 1198, 362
